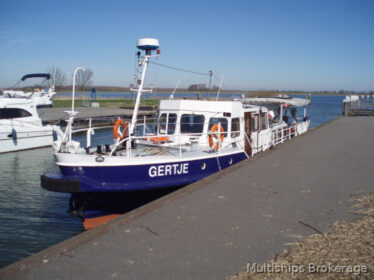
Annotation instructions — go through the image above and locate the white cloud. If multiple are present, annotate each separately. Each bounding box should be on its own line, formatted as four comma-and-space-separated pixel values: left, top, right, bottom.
7, 38, 33, 48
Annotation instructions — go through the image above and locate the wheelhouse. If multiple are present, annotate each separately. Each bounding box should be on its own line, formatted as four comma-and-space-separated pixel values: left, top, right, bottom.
153, 99, 254, 147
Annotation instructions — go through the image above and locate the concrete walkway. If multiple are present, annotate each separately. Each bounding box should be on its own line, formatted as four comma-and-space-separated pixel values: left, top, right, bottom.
38, 107, 155, 122
2, 117, 373, 280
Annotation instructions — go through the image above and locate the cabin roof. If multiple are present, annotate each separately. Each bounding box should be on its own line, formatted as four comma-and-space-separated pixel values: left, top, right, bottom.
0, 98, 34, 108
159, 99, 258, 115
241, 97, 310, 107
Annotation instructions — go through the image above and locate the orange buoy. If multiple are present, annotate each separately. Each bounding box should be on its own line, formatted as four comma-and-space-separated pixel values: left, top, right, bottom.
208, 123, 225, 151
113, 119, 128, 141
150, 136, 169, 143
143, 136, 169, 143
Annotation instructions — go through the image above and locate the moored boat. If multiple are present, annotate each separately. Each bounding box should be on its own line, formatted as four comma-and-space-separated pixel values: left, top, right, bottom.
0, 98, 63, 153
1, 73, 56, 108
41, 38, 310, 194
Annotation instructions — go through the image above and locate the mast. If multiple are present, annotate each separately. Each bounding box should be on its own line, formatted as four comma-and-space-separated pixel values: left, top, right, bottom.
129, 38, 160, 135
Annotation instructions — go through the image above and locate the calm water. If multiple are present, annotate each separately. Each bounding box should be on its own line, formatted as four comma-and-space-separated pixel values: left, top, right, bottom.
0, 94, 344, 268
0, 148, 82, 268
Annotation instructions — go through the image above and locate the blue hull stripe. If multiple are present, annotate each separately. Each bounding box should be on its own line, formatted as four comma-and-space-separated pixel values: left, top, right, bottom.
57, 152, 247, 192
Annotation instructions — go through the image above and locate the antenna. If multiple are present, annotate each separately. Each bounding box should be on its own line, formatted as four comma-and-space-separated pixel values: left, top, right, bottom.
130, 38, 160, 135
215, 75, 224, 101
170, 79, 181, 99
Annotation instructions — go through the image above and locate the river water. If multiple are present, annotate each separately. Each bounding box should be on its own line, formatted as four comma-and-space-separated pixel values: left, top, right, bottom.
0, 94, 345, 268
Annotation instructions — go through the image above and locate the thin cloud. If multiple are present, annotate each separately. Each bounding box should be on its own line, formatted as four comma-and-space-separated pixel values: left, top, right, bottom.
7, 38, 33, 48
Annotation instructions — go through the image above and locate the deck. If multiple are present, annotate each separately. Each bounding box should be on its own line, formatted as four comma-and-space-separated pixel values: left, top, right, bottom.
38, 106, 156, 126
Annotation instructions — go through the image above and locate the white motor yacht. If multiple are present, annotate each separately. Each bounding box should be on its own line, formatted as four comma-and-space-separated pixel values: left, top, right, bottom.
1, 73, 56, 108
0, 98, 62, 153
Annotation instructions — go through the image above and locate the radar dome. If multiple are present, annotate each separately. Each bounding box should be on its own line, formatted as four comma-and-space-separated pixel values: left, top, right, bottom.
137, 38, 160, 51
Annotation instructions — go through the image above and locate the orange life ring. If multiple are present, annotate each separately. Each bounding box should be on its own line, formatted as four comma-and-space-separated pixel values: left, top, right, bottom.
208, 123, 225, 151
113, 119, 128, 141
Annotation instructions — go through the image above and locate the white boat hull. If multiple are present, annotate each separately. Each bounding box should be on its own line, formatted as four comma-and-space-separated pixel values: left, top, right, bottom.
0, 128, 54, 153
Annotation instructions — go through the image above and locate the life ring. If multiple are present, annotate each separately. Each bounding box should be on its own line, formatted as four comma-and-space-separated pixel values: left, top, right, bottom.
208, 123, 225, 151
113, 119, 128, 141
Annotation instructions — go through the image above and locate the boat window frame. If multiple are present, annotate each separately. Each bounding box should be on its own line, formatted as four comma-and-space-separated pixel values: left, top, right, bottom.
157, 113, 178, 135
251, 114, 259, 132
260, 112, 268, 130
208, 117, 228, 138
231, 117, 240, 138
158, 113, 168, 134
0, 108, 33, 119
180, 114, 205, 135
167, 113, 177, 135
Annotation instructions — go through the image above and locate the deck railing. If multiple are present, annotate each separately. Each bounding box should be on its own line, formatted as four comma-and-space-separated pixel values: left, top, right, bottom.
69, 118, 243, 158
68, 117, 299, 158
271, 124, 296, 146
343, 95, 374, 116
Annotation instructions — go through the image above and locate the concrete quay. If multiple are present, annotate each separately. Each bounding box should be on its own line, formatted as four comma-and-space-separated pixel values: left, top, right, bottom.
1, 117, 373, 280
38, 107, 155, 123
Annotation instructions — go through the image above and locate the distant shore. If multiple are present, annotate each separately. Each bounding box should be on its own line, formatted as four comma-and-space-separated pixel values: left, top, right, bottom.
54, 89, 369, 96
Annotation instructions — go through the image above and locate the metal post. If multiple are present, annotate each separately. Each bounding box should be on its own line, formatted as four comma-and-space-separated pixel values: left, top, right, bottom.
72, 67, 85, 113
86, 118, 93, 148
179, 132, 182, 158
143, 115, 146, 136
130, 56, 149, 135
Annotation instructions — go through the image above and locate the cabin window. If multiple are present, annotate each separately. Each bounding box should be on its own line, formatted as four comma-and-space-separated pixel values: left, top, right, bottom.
167, 114, 177, 134
231, 118, 240, 137
0, 108, 32, 119
158, 113, 167, 134
158, 113, 178, 135
208, 118, 228, 137
260, 112, 268, 130
180, 114, 205, 135
251, 114, 259, 132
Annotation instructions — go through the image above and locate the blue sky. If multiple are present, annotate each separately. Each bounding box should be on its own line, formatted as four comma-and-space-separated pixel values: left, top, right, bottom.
0, 0, 373, 91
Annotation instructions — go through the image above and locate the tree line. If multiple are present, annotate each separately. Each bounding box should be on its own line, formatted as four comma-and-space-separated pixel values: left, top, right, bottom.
47, 66, 93, 91
43, 67, 374, 95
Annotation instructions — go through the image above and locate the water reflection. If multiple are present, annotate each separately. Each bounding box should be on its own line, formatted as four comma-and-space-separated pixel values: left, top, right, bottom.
0, 148, 83, 268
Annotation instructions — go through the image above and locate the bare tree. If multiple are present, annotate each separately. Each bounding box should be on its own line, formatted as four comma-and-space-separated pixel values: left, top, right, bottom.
47, 66, 66, 89
76, 68, 93, 90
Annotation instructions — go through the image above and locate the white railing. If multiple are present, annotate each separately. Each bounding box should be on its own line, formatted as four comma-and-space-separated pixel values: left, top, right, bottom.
108, 125, 243, 158
271, 124, 297, 146
66, 117, 299, 158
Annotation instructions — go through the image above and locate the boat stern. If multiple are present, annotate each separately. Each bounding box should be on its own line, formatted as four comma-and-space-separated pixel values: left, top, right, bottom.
41, 173, 81, 193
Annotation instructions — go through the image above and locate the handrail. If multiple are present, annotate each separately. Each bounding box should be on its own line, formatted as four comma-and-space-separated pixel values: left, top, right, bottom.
65, 117, 303, 158
109, 128, 243, 157
71, 125, 113, 134
271, 124, 297, 146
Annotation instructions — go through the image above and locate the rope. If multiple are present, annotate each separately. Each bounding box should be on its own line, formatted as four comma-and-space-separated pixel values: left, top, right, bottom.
149, 61, 211, 76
